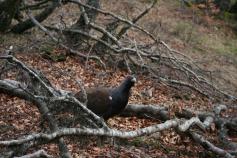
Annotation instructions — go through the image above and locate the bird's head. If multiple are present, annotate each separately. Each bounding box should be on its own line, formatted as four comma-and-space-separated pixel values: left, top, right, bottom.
126, 75, 136, 85
120, 75, 136, 90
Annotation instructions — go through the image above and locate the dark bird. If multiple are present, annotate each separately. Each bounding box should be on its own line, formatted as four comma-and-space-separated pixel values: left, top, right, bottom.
74, 76, 136, 120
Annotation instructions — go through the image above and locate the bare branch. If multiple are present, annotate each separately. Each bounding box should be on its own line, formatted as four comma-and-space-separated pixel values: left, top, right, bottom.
11, 0, 60, 33
178, 117, 206, 132
0, 56, 72, 158
69, 0, 157, 42
0, 117, 216, 147
0, 119, 179, 146
14, 150, 53, 158
121, 104, 169, 121
0, 55, 56, 96
190, 132, 234, 158
117, 0, 158, 39
26, 11, 106, 69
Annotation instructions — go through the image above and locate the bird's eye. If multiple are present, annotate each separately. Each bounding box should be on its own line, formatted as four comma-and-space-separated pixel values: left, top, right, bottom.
131, 77, 136, 82
109, 96, 113, 100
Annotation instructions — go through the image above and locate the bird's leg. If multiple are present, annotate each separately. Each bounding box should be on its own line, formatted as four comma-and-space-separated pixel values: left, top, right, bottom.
80, 136, 89, 147
112, 137, 123, 153
96, 135, 107, 147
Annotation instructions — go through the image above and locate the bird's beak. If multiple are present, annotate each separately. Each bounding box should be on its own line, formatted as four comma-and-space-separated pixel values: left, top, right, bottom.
131, 77, 136, 83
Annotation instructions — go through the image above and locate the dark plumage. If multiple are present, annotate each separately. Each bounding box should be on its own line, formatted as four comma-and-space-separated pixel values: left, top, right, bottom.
75, 76, 136, 120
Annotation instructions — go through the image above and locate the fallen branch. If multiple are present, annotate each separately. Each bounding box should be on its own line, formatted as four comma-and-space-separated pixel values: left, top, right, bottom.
26, 12, 106, 69
176, 105, 237, 158
14, 150, 53, 158
121, 104, 169, 121
69, 0, 157, 42
0, 56, 235, 157
190, 132, 234, 158
1, 118, 198, 146
11, 0, 60, 33
1, 115, 234, 158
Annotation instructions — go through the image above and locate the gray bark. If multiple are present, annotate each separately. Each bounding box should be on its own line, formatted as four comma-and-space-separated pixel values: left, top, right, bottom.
0, 0, 22, 32
66, 0, 100, 47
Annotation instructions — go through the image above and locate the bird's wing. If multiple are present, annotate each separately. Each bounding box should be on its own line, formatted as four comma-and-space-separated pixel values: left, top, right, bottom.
86, 88, 112, 115
74, 90, 87, 103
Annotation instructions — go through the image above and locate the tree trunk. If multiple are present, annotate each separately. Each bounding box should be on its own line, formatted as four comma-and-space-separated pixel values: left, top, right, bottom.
0, 0, 21, 32
66, 0, 100, 48
230, 2, 237, 13
11, 0, 59, 33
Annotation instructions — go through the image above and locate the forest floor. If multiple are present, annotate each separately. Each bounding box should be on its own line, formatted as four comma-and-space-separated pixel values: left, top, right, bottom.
0, 0, 237, 157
